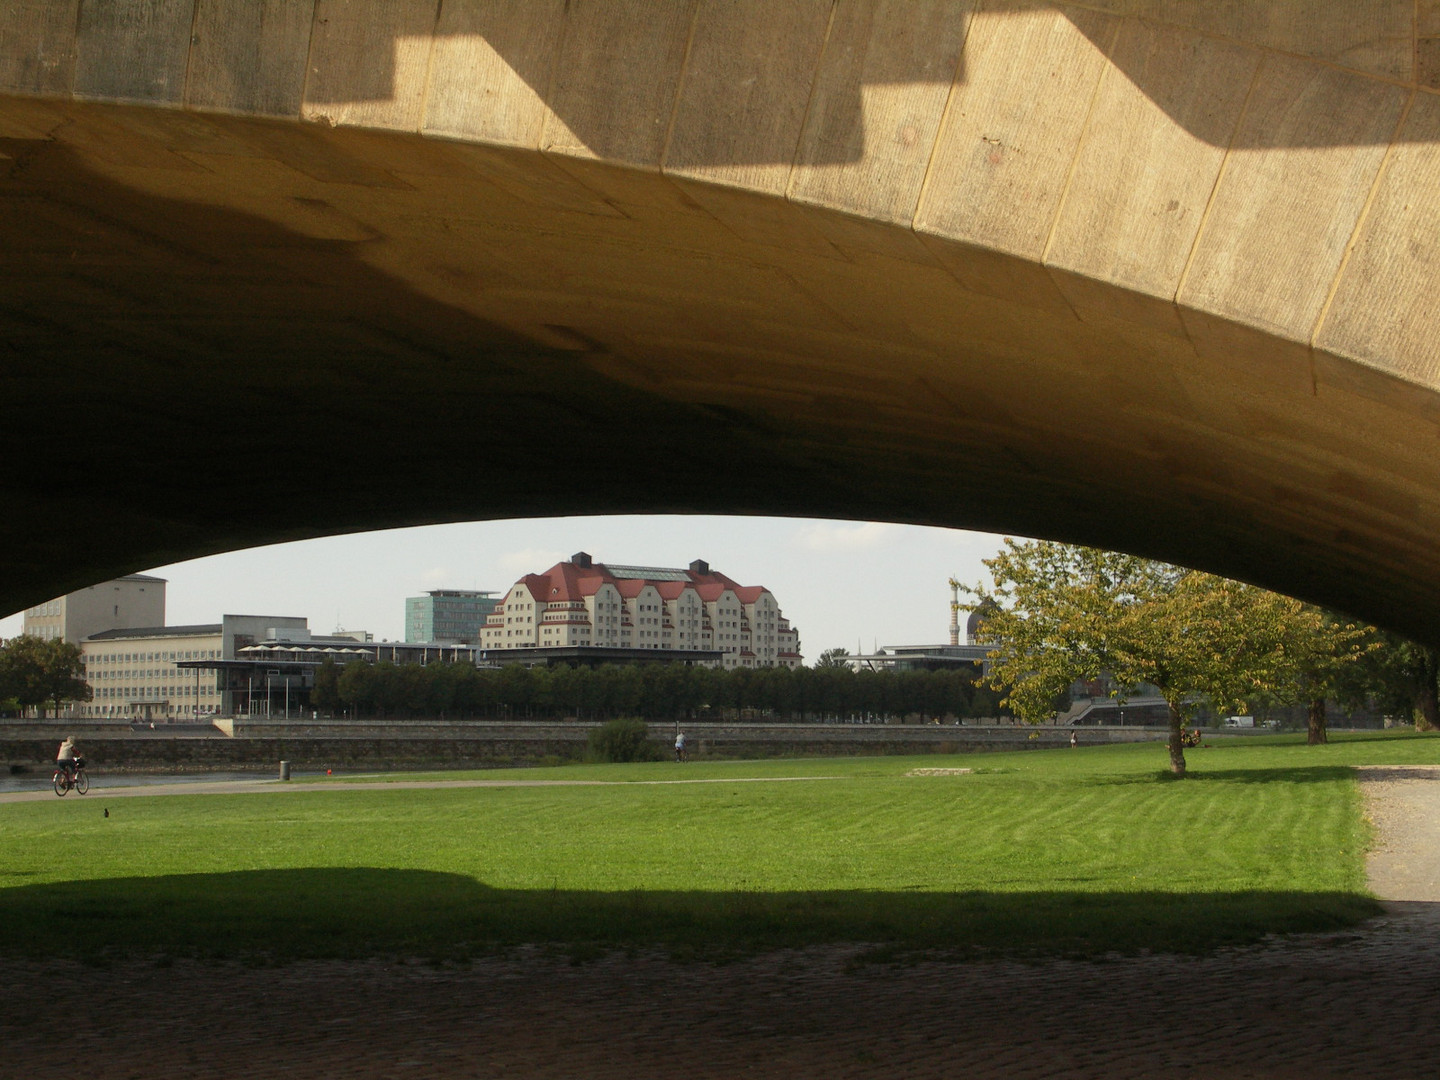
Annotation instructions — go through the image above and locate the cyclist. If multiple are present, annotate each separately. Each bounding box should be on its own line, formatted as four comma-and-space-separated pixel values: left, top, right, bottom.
56, 735, 78, 782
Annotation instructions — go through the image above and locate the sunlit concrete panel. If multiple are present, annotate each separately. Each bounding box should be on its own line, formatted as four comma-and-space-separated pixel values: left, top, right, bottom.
787, 0, 971, 225
1177, 58, 1405, 343
1045, 21, 1256, 310
913, 4, 1118, 260
1317, 92, 1440, 388
302, 0, 437, 132
424, 0, 566, 149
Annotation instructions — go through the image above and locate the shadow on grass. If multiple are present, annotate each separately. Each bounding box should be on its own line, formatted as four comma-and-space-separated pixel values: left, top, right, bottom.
1091, 765, 1360, 787
0, 868, 1380, 964
1259, 731, 1439, 746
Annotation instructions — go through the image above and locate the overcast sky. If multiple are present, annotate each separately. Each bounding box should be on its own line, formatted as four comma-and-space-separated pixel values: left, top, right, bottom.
0, 516, 1012, 659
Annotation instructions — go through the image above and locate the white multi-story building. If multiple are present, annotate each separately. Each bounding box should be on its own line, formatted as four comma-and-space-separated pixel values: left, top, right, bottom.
78, 614, 307, 721
22, 574, 166, 643
481, 553, 802, 668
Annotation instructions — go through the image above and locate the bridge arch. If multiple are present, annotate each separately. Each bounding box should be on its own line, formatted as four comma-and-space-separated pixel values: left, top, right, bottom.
3, 2, 1440, 640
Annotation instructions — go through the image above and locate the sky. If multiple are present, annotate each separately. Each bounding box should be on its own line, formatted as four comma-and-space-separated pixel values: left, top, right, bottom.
0, 516, 1011, 660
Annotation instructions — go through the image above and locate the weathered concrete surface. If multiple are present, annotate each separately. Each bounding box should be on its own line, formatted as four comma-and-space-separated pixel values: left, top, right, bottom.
4, 3, 1440, 640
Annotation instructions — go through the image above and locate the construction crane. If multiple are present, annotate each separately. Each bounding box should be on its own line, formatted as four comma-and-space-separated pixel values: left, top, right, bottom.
948, 577, 962, 646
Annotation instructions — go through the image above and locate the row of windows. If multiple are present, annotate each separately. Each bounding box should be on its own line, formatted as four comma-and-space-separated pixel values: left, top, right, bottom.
81, 704, 220, 716
95, 686, 217, 699
88, 648, 219, 663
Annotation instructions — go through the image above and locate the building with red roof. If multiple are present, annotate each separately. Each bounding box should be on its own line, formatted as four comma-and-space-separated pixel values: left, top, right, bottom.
481, 553, 802, 669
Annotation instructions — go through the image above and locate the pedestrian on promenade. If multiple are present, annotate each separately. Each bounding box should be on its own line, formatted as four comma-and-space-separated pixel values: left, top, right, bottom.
675, 731, 687, 762
1070, 730, 1078, 749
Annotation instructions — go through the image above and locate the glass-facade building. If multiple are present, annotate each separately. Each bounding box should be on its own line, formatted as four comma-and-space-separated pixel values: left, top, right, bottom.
405, 590, 499, 644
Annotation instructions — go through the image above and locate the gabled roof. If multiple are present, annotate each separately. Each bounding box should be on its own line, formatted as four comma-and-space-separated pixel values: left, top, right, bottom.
513, 556, 774, 612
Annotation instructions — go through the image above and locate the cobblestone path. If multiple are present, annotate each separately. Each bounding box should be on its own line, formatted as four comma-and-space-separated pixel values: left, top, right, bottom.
2, 767, 1437, 1078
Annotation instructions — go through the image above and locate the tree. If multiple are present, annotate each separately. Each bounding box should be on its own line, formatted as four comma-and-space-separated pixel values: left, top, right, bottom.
1256, 608, 1376, 744
311, 657, 340, 715
1335, 631, 1440, 732
964, 542, 1166, 727
0, 635, 92, 718
814, 648, 850, 669
1109, 571, 1317, 772
966, 540, 1371, 776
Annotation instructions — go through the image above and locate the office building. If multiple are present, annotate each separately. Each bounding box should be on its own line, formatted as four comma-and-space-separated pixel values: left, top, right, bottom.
22, 574, 166, 644
405, 589, 499, 644
78, 614, 307, 721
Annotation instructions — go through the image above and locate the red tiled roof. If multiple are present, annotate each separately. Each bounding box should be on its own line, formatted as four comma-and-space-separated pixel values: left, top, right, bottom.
506, 558, 777, 619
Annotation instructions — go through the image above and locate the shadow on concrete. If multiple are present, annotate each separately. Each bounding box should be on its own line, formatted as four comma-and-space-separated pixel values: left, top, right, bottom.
0, 866, 1381, 963
5, 113, 1440, 645
288, 2, 1424, 159
0, 133, 829, 616
7, 4, 1421, 160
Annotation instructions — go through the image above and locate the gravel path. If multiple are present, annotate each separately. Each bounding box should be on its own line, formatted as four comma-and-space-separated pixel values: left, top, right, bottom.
2, 766, 1437, 1078
1358, 764, 1440, 904
0, 775, 843, 804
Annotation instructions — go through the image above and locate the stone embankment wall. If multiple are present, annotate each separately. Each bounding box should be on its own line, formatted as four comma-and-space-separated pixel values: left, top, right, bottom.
1, 719, 1164, 773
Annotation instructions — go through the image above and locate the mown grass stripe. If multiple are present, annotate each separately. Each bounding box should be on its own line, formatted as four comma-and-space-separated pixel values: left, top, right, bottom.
0, 731, 1432, 960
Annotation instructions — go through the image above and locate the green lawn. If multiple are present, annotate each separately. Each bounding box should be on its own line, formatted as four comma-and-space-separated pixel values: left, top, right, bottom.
2, 731, 1434, 963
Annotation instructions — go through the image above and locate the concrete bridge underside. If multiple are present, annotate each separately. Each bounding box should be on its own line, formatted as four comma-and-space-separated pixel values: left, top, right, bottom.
5, 2, 1440, 641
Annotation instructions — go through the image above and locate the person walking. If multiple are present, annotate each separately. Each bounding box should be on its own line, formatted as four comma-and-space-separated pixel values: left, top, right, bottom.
674, 731, 687, 762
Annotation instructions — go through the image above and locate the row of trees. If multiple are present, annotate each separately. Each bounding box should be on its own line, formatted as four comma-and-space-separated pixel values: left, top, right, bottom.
312, 655, 1006, 724
0, 636, 90, 718
964, 539, 1438, 776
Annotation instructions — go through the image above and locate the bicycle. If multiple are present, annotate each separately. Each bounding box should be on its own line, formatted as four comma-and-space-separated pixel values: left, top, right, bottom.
52, 756, 89, 796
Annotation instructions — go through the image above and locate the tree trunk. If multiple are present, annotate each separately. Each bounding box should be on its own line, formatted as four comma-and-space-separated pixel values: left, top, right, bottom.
1307, 697, 1328, 745
1417, 647, 1440, 732
1167, 703, 1187, 776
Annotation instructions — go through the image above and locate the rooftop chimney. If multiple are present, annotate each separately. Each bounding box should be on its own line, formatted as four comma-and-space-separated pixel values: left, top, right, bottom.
571, 552, 592, 568
689, 559, 710, 575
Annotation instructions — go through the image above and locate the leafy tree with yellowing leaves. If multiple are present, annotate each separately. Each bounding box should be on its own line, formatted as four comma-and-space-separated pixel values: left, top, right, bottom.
1254, 608, 1378, 745
967, 540, 1372, 775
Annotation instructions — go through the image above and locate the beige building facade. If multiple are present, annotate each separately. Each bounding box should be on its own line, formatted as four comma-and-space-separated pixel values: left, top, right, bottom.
23, 574, 166, 644
77, 614, 308, 721
482, 553, 801, 669
80, 625, 224, 720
